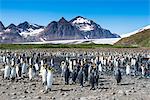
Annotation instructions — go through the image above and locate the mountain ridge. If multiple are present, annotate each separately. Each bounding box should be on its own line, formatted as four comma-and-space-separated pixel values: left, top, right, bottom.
0, 16, 120, 43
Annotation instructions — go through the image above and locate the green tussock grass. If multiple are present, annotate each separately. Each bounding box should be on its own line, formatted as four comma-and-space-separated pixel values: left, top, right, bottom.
0, 43, 137, 50
115, 29, 150, 47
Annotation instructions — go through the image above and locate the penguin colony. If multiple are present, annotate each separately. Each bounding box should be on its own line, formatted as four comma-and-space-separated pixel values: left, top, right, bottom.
0, 49, 150, 93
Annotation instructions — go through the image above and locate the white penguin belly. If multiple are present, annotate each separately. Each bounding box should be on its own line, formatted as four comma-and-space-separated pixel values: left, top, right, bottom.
4, 65, 10, 79
10, 67, 16, 78
22, 63, 27, 74
61, 65, 65, 76
29, 68, 33, 80
40, 65, 44, 75
35, 63, 39, 71
16, 65, 19, 77
98, 64, 102, 72
141, 67, 145, 75
42, 69, 47, 83
46, 72, 53, 89
126, 65, 130, 75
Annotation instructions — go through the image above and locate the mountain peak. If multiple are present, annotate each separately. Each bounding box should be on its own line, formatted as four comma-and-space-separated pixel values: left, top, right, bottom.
0, 21, 5, 31
71, 16, 91, 24
23, 21, 29, 24
75, 16, 85, 19
7, 24, 17, 29
58, 17, 68, 23
70, 16, 94, 32
0, 16, 121, 43
18, 21, 30, 30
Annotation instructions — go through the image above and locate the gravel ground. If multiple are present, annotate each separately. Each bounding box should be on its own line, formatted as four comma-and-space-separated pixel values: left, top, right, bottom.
1, 67, 150, 100
0, 48, 150, 100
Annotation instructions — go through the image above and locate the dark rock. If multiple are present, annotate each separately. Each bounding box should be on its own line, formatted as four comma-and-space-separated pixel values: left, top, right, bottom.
118, 90, 126, 96
35, 96, 41, 99
12, 93, 17, 95
1, 91, 5, 94
11, 96, 17, 99
21, 95, 27, 98
24, 90, 28, 93
111, 92, 116, 95
31, 83, 36, 86
61, 92, 65, 96
50, 97, 56, 100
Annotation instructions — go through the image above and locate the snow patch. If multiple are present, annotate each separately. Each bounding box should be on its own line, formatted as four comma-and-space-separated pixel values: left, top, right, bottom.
72, 17, 94, 32
72, 17, 91, 24
4, 29, 11, 32
79, 24, 94, 31
0, 32, 3, 35
20, 28, 44, 38
40, 38, 46, 42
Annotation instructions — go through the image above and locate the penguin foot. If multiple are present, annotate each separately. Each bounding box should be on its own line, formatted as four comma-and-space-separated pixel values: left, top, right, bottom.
65, 83, 69, 85
72, 82, 76, 85
10, 78, 15, 82
96, 86, 99, 89
42, 82, 46, 86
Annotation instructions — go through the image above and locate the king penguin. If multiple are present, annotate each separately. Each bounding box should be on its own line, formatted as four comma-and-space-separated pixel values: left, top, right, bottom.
98, 61, 102, 73
28, 65, 34, 81
21, 60, 27, 77
10, 65, 16, 80
114, 67, 122, 85
64, 63, 70, 85
126, 63, 130, 75
89, 69, 95, 90
39, 59, 44, 75
45, 67, 54, 93
72, 67, 78, 84
69, 59, 73, 73
78, 66, 84, 87
34, 58, 39, 76
60, 61, 66, 77
42, 64, 47, 85
4, 64, 11, 79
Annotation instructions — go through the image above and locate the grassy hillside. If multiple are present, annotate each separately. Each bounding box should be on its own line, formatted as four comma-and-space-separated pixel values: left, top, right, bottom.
115, 29, 150, 47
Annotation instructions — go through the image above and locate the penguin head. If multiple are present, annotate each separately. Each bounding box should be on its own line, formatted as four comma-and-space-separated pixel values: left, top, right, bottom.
44, 64, 48, 69
92, 63, 96, 68
61, 61, 65, 65
48, 66, 55, 72
29, 65, 32, 68
2, 64, 5, 67
12, 65, 15, 67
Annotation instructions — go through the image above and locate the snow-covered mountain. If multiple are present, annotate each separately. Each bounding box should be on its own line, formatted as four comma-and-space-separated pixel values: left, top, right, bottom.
0, 16, 121, 43
18, 21, 44, 37
121, 25, 150, 38
0, 21, 44, 43
70, 16, 120, 39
